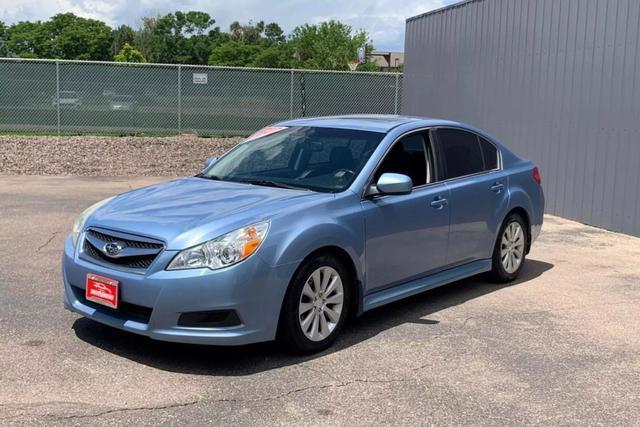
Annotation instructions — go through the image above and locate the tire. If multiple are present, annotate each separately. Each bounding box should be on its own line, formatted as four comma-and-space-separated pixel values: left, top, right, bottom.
489, 213, 528, 283
279, 254, 351, 354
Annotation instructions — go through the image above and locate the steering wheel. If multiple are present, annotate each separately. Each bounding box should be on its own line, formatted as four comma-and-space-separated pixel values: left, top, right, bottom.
335, 168, 355, 178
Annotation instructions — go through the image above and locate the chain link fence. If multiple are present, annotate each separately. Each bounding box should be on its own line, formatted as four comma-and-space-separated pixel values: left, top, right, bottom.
0, 58, 403, 136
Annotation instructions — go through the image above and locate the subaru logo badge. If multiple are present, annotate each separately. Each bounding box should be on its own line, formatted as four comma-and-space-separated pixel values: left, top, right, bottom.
103, 241, 124, 257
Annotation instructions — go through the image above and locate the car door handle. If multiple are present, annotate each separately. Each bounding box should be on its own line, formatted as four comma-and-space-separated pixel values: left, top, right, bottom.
490, 182, 504, 193
430, 196, 448, 209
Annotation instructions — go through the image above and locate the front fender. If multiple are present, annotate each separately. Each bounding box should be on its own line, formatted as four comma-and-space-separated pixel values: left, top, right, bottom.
266, 222, 364, 281
256, 192, 366, 285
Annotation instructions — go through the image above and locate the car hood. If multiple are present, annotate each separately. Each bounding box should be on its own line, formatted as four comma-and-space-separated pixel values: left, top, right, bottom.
87, 177, 324, 249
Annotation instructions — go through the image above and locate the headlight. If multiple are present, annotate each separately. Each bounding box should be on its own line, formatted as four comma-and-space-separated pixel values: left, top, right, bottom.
71, 196, 114, 247
167, 220, 270, 271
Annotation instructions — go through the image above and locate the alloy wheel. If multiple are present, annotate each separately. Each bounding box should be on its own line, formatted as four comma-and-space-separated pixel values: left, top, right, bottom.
298, 266, 344, 342
500, 222, 525, 274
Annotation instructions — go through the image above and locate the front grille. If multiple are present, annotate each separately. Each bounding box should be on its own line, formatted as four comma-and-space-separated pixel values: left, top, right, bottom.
71, 285, 152, 324
83, 241, 157, 269
81, 228, 164, 271
87, 229, 163, 250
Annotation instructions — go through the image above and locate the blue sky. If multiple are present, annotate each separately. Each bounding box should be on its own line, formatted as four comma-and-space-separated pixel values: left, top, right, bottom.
0, 0, 455, 51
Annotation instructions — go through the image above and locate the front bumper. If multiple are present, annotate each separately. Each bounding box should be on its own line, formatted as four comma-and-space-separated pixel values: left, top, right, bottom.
62, 234, 298, 345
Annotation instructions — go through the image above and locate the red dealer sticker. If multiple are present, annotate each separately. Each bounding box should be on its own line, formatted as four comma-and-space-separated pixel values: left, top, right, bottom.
85, 273, 119, 309
245, 126, 288, 142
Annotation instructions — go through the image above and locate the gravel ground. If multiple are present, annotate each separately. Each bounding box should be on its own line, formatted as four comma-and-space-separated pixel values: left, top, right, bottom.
0, 135, 242, 176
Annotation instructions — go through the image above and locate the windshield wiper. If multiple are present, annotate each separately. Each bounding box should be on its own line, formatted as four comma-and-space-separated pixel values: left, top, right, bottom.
234, 178, 310, 191
195, 173, 223, 180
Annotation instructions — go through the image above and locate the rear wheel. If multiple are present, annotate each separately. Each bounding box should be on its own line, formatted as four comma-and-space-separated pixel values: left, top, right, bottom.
279, 255, 350, 354
489, 213, 528, 283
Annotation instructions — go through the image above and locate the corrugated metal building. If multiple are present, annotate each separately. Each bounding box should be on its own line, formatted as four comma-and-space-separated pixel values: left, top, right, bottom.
403, 0, 640, 236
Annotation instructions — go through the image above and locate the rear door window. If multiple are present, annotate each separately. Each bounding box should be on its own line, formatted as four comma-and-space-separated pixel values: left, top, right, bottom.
435, 129, 485, 180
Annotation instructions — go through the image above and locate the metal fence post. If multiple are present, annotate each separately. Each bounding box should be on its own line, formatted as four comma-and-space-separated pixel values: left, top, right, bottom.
55, 60, 61, 136
394, 74, 399, 115
177, 65, 182, 134
300, 72, 306, 117
289, 70, 294, 119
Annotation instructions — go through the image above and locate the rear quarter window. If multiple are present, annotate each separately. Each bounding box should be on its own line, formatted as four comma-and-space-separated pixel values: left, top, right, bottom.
479, 137, 499, 170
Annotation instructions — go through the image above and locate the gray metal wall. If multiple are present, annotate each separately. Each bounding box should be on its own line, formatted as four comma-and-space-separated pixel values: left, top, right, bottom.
403, 0, 640, 237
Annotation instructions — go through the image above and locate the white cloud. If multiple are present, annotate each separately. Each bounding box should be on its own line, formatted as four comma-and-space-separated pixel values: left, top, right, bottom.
0, 0, 452, 51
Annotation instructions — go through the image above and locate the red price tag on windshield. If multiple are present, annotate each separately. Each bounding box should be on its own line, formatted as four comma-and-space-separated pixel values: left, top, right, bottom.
245, 126, 288, 142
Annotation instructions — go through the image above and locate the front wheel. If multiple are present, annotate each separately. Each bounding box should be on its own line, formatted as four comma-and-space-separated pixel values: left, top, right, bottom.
279, 255, 350, 354
489, 213, 528, 283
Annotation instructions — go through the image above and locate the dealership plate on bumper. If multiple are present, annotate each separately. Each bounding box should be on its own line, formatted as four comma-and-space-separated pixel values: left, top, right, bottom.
86, 273, 119, 309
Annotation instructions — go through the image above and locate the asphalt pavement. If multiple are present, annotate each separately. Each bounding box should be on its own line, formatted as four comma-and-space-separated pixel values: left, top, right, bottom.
1, 176, 639, 425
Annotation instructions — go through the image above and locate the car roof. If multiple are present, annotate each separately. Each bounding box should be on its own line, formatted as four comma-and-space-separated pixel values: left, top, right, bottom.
277, 114, 466, 133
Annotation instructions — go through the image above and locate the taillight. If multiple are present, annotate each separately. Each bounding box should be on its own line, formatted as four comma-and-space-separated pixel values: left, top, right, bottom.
532, 167, 542, 185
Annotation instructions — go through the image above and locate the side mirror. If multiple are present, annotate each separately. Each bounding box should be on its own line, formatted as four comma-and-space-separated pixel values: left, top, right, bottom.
203, 156, 219, 169
367, 173, 413, 196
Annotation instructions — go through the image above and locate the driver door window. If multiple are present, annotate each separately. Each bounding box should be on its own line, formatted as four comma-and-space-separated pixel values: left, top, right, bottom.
374, 133, 431, 186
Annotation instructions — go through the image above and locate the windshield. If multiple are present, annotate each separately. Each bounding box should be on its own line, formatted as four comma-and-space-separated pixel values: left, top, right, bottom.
200, 126, 385, 192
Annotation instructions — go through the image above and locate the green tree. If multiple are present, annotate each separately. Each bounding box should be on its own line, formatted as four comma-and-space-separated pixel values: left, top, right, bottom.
6, 14, 112, 60
114, 42, 145, 62
263, 23, 285, 46
251, 44, 292, 68
208, 41, 261, 67
229, 21, 264, 45
45, 13, 113, 60
1, 12, 386, 72
209, 20, 291, 67
147, 14, 180, 63
5, 21, 50, 58
289, 20, 373, 70
0, 21, 9, 56
136, 11, 217, 64
356, 60, 381, 72
182, 11, 215, 35
111, 25, 136, 57
133, 17, 155, 61
178, 26, 229, 64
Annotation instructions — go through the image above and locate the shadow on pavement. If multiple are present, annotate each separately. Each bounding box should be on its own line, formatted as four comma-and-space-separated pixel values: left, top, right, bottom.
73, 259, 553, 375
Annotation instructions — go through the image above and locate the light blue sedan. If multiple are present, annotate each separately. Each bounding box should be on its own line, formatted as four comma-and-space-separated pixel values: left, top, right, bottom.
62, 115, 544, 353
